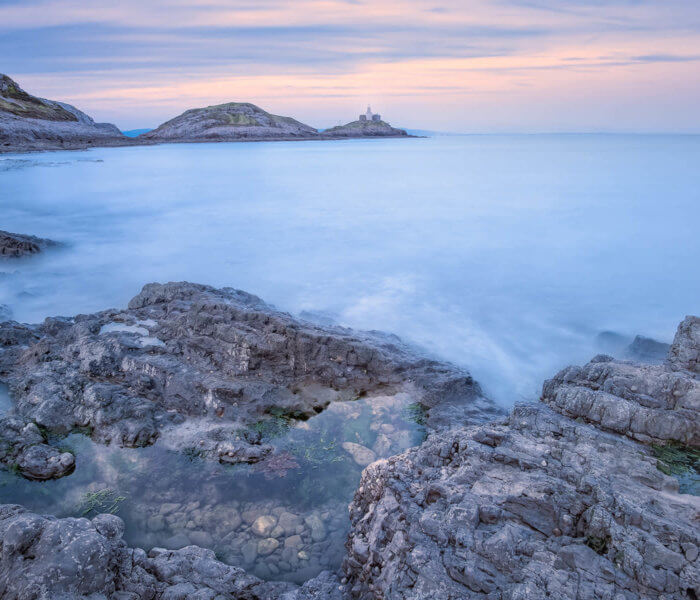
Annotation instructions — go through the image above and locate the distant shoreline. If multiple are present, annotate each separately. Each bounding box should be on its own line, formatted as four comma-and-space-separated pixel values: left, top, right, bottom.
0, 132, 420, 156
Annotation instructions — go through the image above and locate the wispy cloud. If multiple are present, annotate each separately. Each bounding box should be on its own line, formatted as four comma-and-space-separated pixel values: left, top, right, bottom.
1, 0, 699, 131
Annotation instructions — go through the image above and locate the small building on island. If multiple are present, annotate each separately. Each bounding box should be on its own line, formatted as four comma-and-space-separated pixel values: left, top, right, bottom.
359, 105, 382, 122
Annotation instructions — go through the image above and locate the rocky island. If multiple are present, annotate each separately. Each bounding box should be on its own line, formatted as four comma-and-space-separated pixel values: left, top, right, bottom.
324, 106, 408, 138
142, 103, 319, 142
323, 120, 408, 138
0, 280, 697, 599
0, 73, 412, 153
0, 74, 128, 153
0, 230, 56, 258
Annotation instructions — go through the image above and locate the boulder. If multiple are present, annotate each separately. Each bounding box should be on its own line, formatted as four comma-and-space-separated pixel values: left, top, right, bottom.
342, 316, 700, 600
0, 282, 497, 476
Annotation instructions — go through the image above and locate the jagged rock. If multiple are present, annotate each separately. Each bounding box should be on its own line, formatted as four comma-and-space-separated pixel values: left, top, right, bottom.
0, 282, 496, 476
542, 354, 698, 446
342, 316, 699, 600
0, 315, 697, 599
0, 74, 127, 153
143, 103, 318, 142
0, 230, 56, 258
280, 571, 345, 600
668, 315, 699, 374
0, 501, 316, 599
626, 335, 670, 363
324, 120, 408, 138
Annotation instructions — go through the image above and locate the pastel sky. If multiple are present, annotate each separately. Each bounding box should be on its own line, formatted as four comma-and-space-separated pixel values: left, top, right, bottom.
2, 0, 699, 132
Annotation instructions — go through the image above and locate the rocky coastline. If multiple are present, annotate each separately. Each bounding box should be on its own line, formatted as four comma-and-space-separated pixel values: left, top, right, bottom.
0, 277, 696, 599
0, 74, 129, 153
1, 74, 412, 155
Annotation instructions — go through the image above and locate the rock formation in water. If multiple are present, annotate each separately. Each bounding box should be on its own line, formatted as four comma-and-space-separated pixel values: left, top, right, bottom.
625, 335, 670, 363
323, 120, 408, 138
0, 230, 56, 258
142, 103, 319, 142
0, 282, 497, 480
0, 291, 696, 599
0, 506, 331, 600
342, 316, 699, 599
0, 74, 127, 153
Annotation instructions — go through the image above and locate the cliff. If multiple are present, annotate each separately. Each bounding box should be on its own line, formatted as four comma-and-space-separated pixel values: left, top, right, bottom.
142, 102, 319, 142
0, 74, 128, 153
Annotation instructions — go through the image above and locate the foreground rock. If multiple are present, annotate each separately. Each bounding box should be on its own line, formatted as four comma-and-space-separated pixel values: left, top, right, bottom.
324, 120, 408, 138
343, 316, 699, 599
0, 315, 696, 599
0, 505, 342, 600
0, 74, 128, 153
0, 230, 56, 258
142, 103, 319, 142
0, 281, 497, 478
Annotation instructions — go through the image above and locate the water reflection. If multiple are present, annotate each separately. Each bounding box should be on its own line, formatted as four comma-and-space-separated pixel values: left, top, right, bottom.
0, 384, 11, 415
0, 393, 424, 583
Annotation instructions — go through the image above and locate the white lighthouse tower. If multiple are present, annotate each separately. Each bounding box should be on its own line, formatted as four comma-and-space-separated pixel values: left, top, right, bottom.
359, 105, 382, 122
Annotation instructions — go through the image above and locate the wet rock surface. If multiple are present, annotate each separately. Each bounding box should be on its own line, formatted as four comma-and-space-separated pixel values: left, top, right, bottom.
0, 290, 696, 599
343, 316, 699, 599
0, 416, 75, 479
0, 504, 334, 600
0, 282, 496, 479
0, 230, 56, 258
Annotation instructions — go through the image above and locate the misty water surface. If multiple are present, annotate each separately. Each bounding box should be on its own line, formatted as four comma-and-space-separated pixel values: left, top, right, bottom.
1, 134, 699, 404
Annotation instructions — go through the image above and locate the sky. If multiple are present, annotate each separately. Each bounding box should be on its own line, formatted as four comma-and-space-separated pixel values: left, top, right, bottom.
1, 0, 700, 132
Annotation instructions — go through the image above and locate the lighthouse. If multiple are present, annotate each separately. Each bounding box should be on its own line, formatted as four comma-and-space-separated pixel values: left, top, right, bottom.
359, 105, 382, 122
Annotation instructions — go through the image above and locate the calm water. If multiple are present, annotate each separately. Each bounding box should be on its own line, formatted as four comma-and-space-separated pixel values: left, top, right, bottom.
1, 135, 699, 404
0, 393, 424, 582
0, 384, 10, 414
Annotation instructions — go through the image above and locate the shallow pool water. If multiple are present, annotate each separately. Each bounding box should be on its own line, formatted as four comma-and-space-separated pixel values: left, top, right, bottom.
0, 393, 424, 583
0, 385, 11, 415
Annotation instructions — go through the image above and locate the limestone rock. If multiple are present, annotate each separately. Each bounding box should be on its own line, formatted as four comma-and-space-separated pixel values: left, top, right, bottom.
0, 314, 697, 600
541, 353, 698, 446
0, 416, 75, 479
0, 282, 497, 476
252, 515, 277, 537
304, 514, 327, 542
258, 537, 281, 555
668, 315, 700, 374
0, 230, 56, 258
324, 120, 408, 138
143, 102, 318, 142
0, 73, 127, 153
626, 335, 670, 363
342, 442, 377, 466
342, 316, 700, 600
